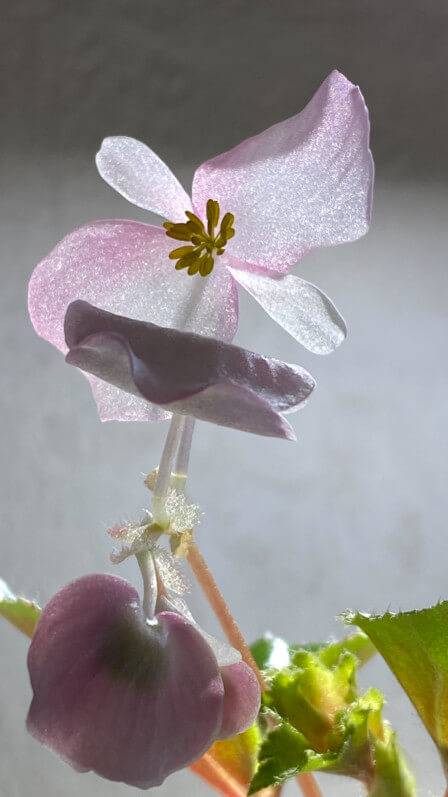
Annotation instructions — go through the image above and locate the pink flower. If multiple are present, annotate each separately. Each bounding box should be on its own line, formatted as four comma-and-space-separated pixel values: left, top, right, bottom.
27, 573, 260, 789
29, 70, 373, 422
64, 300, 315, 437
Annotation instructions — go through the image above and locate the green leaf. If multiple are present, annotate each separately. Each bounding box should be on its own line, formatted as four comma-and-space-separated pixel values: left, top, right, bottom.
248, 721, 312, 794
250, 634, 290, 670
264, 651, 357, 751
331, 688, 384, 780
0, 578, 41, 637
317, 633, 377, 669
345, 603, 448, 780
250, 690, 416, 796
368, 731, 416, 797
250, 629, 414, 796
250, 632, 375, 672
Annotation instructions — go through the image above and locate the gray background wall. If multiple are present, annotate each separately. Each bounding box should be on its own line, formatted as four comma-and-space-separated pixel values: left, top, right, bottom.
1, 2, 448, 796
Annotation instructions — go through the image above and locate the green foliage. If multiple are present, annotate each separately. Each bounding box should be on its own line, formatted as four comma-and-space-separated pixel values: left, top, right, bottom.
346, 602, 448, 783
369, 731, 417, 797
0, 578, 41, 637
250, 635, 291, 671
250, 631, 376, 672
250, 635, 415, 796
249, 721, 314, 792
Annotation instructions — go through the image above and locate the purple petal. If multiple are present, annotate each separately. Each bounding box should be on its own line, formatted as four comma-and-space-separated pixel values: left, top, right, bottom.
27, 575, 224, 789
156, 594, 242, 667
96, 136, 192, 221
229, 266, 346, 354
28, 220, 238, 422
154, 598, 260, 737
218, 662, 261, 739
64, 301, 316, 438
193, 71, 373, 273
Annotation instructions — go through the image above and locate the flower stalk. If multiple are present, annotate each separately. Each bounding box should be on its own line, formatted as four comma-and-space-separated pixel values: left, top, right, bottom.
135, 550, 158, 621
153, 414, 186, 526
169, 423, 324, 797
187, 541, 266, 691
173, 416, 196, 492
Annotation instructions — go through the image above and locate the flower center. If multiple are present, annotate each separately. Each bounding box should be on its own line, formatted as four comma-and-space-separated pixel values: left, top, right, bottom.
163, 199, 235, 277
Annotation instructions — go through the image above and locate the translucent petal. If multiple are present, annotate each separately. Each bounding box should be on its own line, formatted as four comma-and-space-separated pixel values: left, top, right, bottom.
27, 574, 224, 789
192, 71, 373, 272
64, 301, 317, 439
229, 266, 346, 355
96, 136, 191, 221
28, 220, 238, 422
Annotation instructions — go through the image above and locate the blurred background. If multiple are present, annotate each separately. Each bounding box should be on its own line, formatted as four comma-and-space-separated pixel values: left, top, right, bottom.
1, 1, 447, 795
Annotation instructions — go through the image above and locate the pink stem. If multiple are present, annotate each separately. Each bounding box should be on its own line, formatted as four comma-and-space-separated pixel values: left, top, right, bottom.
296, 773, 324, 797
187, 541, 266, 691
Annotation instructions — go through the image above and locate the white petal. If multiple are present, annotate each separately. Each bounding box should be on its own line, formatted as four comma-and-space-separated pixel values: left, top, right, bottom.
193, 71, 373, 272
230, 267, 347, 355
96, 136, 191, 221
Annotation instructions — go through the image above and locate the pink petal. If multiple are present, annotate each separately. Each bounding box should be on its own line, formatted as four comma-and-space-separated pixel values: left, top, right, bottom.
65, 301, 316, 438
27, 575, 224, 789
218, 662, 261, 739
96, 136, 191, 221
229, 267, 346, 354
193, 71, 373, 273
28, 220, 238, 422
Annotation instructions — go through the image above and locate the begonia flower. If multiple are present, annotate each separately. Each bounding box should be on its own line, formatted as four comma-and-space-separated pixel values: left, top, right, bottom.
63, 300, 315, 439
27, 572, 260, 788
28, 70, 373, 422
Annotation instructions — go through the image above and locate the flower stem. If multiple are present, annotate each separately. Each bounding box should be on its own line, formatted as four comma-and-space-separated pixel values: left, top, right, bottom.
160, 416, 323, 796
172, 416, 196, 493
168, 418, 265, 687
296, 773, 324, 797
136, 550, 158, 621
187, 541, 266, 691
153, 414, 185, 525
187, 544, 323, 796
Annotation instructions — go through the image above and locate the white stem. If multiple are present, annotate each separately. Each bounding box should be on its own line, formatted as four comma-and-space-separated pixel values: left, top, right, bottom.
153, 414, 185, 526
136, 550, 158, 621
172, 417, 196, 494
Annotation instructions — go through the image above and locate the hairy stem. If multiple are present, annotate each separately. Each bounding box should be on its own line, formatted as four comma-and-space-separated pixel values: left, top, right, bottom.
296, 773, 324, 797
160, 416, 322, 796
153, 414, 185, 525
188, 547, 324, 796
187, 541, 266, 691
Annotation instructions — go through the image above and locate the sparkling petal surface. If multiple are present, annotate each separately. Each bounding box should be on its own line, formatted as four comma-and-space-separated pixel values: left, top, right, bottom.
27, 575, 224, 789
192, 70, 373, 272
218, 662, 261, 739
65, 301, 316, 439
28, 220, 238, 422
96, 136, 191, 220
229, 266, 347, 354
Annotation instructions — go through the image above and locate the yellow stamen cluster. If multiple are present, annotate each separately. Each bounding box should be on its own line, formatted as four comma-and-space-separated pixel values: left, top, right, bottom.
164, 199, 235, 277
